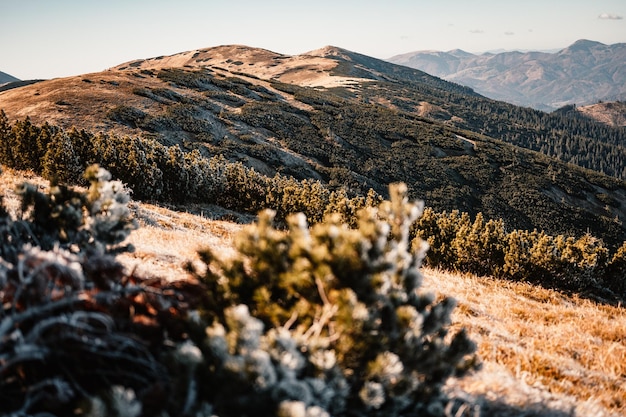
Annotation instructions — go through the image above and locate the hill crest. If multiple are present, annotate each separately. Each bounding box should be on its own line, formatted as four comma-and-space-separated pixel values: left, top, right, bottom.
112, 44, 378, 89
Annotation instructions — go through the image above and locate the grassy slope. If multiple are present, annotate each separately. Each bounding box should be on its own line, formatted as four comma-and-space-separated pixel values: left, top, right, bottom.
2, 66, 626, 248
3, 168, 622, 416
118, 186, 626, 417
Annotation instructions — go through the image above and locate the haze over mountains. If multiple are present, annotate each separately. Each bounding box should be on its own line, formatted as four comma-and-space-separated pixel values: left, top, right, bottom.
388, 39, 626, 111
2, 44, 626, 247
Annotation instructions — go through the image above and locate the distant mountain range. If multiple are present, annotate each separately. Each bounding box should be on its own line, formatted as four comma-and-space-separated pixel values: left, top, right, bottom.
388, 39, 626, 111
0, 71, 19, 85
2, 44, 626, 246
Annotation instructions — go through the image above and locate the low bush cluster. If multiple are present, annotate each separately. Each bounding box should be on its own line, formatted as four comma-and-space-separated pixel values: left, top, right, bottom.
0, 112, 373, 226
0, 169, 477, 416
1, 112, 624, 300
414, 208, 626, 298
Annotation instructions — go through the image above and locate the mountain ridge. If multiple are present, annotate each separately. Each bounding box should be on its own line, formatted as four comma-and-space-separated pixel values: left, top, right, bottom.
388, 39, 626, 110
1, 43, 626, 247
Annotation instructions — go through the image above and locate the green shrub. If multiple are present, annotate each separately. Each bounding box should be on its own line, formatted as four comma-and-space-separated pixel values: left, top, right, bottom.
413, 209, 469, 268
451, 214, 506, 277
42, 130, 84, 184
502, 229, 537, 280
2, 164, 136, 258
190, 183, 477, 416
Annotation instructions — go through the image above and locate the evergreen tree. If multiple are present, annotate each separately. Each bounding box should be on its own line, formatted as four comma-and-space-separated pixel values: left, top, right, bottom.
42, 131, 83, 185
0, 110, 14, 166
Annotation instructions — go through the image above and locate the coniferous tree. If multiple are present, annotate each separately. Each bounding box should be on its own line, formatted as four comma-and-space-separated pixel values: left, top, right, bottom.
42, 130, 83, 185
0, 110, 15, 167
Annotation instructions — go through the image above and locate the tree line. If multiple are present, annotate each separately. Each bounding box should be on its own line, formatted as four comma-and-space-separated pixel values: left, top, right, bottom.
0, 111, 624, 300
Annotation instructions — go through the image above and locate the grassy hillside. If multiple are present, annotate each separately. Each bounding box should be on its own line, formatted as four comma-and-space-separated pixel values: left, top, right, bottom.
2, 57, 626, 248
1, 45, 625, 416
2, 168, 622, 416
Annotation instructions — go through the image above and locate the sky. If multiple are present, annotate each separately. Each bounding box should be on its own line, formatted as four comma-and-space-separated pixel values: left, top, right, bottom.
1, 0, 625, 80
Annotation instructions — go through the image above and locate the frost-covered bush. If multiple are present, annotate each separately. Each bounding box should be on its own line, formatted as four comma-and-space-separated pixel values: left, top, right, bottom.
191, 183, 478, 416
0, 164, 136, 263
0, 166, 204, 416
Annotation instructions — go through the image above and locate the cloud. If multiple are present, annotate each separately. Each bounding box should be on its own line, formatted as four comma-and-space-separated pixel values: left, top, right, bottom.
504, 31, 515, 36
469, 29, 484, 34
598, 13, 623, 20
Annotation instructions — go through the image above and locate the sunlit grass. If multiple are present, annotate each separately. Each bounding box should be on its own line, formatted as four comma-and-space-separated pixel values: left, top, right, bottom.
424, 268, 626, 414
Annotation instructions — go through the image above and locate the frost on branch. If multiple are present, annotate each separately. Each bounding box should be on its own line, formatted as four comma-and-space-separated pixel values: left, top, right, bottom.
193, 182, 478, 416
0, 166, 204, 416
0, 164, 136, 263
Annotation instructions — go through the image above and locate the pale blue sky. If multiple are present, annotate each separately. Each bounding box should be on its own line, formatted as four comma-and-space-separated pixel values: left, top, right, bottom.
1, 0, 624, 80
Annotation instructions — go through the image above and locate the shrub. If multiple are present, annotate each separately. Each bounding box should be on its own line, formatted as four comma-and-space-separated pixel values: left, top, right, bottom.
190, 183, 477, 416
42, 130, 84, 185
0, 166, 206, 416
2, 165, 135, 259
413, 208, 469, 268
451, 213, 506, 277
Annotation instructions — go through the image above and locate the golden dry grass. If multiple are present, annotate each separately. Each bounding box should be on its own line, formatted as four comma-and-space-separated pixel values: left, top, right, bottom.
0, 167, 48, 214
118, 202, 242, 279
425, 268, 626, 416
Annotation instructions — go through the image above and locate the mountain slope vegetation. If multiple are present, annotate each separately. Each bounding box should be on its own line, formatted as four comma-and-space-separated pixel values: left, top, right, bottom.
1, 45, 626, 249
